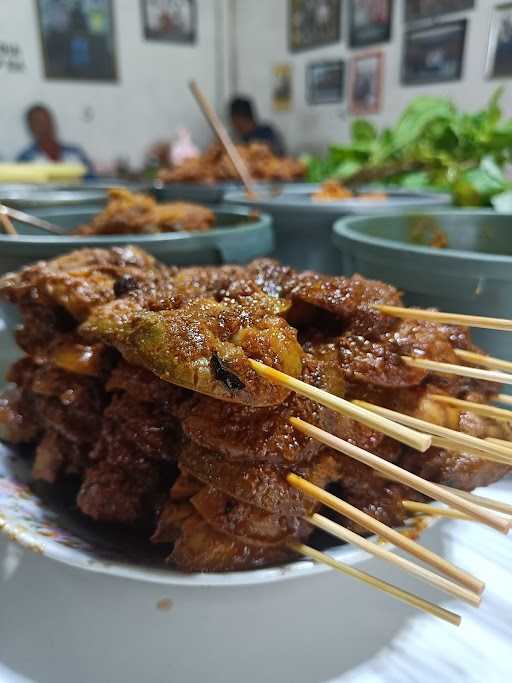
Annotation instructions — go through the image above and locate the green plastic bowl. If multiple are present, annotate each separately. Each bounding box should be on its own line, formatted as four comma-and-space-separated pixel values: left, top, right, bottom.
333, 210, 512, 360
0, 204, 274, 273
225, 185, 451, 273
0, 181, 152, 209
152, 181, 239, 204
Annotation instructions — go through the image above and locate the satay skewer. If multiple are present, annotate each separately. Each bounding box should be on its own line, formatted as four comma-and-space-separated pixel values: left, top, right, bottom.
454, 349, 512, 373
402, 356, 512, 386
494, 394, 512, 407
430, 394, 512, 423
0, 204, 64, 235
287, 474, 484, 594
289, 542, 461, 626
353, 400, 512, 462
189, 80, 257, 197
438, 485, 512, 516
290, 418, 510, 534
375, 304, 512, 332
307, 513, 480, 606
429, 436, 512, 466
0, 209, 17, 235
248, 360, 431, 452
400, 500, 508, 523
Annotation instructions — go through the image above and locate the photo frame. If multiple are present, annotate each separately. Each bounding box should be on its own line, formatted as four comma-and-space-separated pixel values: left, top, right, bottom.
404, 0, 474, 23
306, 60, 345, 104
288, 0, 342, 52
141, 0, 196, 43
485, 3, 512, 78
272, 64, 293, 111
348, 0, 392, 48
348, 51, 383, 115
402, 20, 467, 85
36, 0, 117, 81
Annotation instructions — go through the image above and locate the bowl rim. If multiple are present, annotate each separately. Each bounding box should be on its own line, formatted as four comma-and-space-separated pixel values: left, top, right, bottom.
0, 486, 437, 587
333, 209, 512, 264
225, 185, 452, 212
0, 206, 272, 247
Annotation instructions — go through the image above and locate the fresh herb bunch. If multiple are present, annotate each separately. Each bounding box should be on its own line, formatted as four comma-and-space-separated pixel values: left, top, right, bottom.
304, 89, 512, 209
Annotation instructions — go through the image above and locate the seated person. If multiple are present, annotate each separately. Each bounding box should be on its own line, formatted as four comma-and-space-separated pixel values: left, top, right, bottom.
16, 104, 95, 176
229, 96, 286, 156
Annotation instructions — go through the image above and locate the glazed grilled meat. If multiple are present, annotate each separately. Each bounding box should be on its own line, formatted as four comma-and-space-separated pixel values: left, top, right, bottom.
75, 188, 215, 235
0, 248, 510, 572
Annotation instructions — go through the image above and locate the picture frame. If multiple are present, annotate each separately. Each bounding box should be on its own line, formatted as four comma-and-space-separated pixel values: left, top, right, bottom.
306, 60, 345, 105
348, 51, 383, 115
140, 0, 196, 43
348, 0, 393, 48
404, 0, 474, 23
272, 64, 293, 111
36, 0, 118, 81
288, 0, 342, 53
485, 3, 512, 78
401, 20, 467, 85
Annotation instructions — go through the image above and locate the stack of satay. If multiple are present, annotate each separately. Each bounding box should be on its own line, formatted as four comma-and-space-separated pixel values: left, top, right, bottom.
1, 246, 511, 625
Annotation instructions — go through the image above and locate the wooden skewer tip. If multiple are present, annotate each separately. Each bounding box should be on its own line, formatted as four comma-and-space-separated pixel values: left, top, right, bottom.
288, 541, 461, 626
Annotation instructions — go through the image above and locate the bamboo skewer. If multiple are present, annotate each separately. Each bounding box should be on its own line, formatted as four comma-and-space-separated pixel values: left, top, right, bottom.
401, 500, 511, 524
438, 485, 512, 516
307, 513, 480, 606
430, 436, 512, 466
495, 393, 512, 407
375, 304, 512, 332
249, 360, 431, 452
288, 542, 461, 626
287, 473, 484, 594
402, 356, 512, 386
0, 210, 17, 235
430, 394, 512, 423
290, 417, 510, 534
0, 204, 64, 235
454, 349, 512, 373
354, 399, 512, 462
403, 501, 473, 521
189, 80, 257, 197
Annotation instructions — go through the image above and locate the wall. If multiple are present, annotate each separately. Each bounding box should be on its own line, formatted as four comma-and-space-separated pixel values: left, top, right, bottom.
233, 0, 512, 155
0, 0, 227, 169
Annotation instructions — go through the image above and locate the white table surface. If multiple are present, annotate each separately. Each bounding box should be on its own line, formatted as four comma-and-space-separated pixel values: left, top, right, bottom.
0, 479, 511, 683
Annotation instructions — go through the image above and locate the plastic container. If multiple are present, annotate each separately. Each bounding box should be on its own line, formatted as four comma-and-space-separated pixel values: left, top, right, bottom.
225, 184, 451, 273
0, 186, 109, 209
0, 205, 274, 273
152, 181, 239, 204
0, 181, 153, 209
333, 210, 512, 360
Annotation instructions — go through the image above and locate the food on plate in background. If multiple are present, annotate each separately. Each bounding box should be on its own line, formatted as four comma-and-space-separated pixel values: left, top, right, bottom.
158, 143, 306, 185
75, 187, 215, 235
312, 180, 387, 202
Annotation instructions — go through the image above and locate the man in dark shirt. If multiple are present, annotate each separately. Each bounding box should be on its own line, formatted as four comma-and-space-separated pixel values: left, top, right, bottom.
229, 97, 286, 156
16, 104, 95, 177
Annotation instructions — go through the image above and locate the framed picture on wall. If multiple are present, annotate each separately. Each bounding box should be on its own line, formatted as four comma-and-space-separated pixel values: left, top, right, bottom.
141, 0, 196, 43
485, 3, 512, 78
272, 64, 293, 111
401, 20, 467, 85
306, 60, 345, 104
348, 51, 383, 115
404, 0, 474, 23
289, 0, 342, 52
36, 0, 117, 81
348, 0, 392, 48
